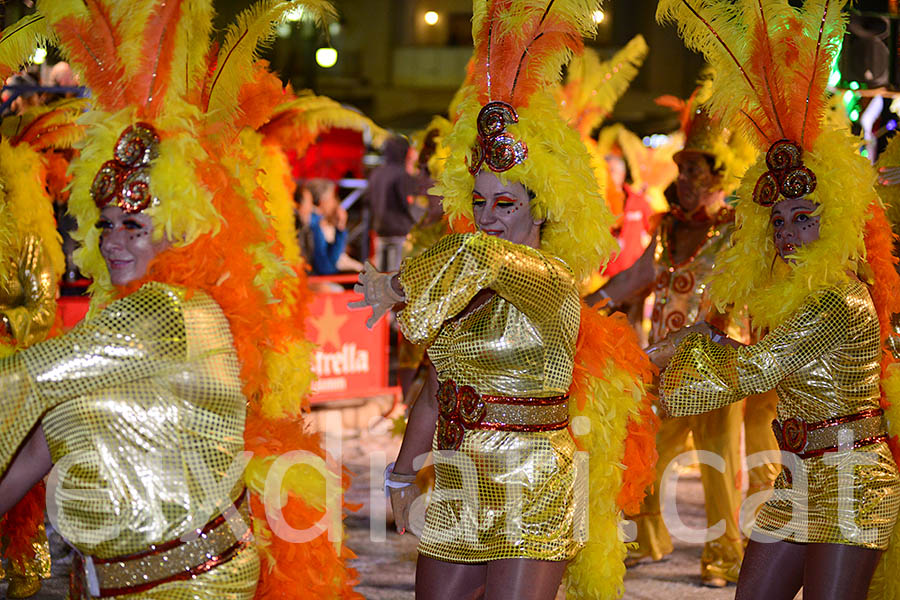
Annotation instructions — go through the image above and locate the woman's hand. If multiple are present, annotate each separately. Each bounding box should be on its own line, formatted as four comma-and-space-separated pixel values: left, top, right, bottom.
878, 166, 900, 186
384, 463, 423, 534
348, 262, 405, 328
645, 323, 715, 369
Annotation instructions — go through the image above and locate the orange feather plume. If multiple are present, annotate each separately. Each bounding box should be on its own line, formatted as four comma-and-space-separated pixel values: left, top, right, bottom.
130, 0, 186, 117
570, 304, 659, 514
470, 0, 597, 107
52, 1, 128, 112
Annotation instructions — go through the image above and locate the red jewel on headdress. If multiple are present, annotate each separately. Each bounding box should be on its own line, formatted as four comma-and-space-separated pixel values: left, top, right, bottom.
467, 101, 528, 175
752, 139, 817, 206
90, 122, 160, 213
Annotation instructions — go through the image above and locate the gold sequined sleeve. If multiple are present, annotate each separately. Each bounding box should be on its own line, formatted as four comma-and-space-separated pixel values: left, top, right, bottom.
397, 232, 575, 345
660, 285, 852, 417
2, 234, 58, 347
0, 283, 187, 475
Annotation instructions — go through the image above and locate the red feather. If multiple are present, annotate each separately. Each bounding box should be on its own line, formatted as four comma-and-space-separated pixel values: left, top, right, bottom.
130, 0, 185, 117
54, 1, 127, 112
471, 0, 585, 107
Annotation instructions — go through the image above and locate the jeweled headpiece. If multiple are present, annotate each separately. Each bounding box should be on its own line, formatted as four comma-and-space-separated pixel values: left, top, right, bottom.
90, 123, 160, 214
658, 0, 878, 334
752, 139, 816, 206
436, 0, 619, 281
467, 101, 528, 174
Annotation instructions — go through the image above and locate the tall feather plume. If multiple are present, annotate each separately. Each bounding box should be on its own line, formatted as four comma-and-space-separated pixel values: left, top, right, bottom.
657, 0, 848, 149
559, 34, 648, 137
205, 0, 336, 120
39, 0, 129, 112
470, 0, 601, 107
127, 0, 187, 116
0, 14, 58, 80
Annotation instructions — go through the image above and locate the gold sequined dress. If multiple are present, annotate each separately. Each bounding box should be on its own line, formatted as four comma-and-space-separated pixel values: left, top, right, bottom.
398, 232, 583, 562
0, 282, 260, 598
660, 279, 900, 548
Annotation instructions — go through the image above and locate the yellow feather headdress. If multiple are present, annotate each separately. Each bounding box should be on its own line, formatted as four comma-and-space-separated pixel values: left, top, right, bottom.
0, 3, 363, 598
438, 0, 618, 280
658, 0, 876, 331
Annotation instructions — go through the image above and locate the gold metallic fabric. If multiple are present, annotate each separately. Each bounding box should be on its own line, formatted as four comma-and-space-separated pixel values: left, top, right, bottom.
661, 280, 900, 548
0, 233, 57, 347
398, 232, 583, 562
649, 216, 732, 343
0, 282, 259, 598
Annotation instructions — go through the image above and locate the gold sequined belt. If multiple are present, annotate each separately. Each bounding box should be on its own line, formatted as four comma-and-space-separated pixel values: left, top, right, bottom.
78, 491, 253, 598
436, 379, 569, 450
772, 409, 887, 459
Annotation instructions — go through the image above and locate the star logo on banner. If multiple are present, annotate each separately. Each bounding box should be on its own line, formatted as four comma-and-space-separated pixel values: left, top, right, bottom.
309, 297, 348, 350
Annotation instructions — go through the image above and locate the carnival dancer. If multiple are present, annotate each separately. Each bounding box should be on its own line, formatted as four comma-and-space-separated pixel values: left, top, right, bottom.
0, 101, 78, 598
652, 0, 900, 598
585, 87, 777, 586
0, 2, 361, 599
352, 1, 658, 598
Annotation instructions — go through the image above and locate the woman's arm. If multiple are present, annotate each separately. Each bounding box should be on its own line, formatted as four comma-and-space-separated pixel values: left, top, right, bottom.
585, 237, 657, 308
394, 364, 438, 475
398, 233, 577, 344
659, 284, 853, 417
0, 425, 51, 516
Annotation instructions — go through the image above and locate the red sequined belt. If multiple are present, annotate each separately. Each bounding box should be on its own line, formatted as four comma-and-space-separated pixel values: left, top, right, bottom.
771, 409, 887, 459
436, 379, 569, 450
74, 491, 253, 598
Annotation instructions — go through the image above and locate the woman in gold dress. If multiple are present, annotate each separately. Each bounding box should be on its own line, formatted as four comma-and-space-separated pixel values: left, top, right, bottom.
353, 1, 658, 598
0, 2, 362, 599
653, 1, 900, 598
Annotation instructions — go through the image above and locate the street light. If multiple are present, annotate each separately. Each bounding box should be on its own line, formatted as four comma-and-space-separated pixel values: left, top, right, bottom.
316, 47, 338, 68
424, 11, 439, 26
592, 10, 605, 24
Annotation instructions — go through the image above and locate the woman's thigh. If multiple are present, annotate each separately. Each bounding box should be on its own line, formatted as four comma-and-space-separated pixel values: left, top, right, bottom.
483, 558, 567, 600
802, 543, 882, 600
415, 554, 487, 600
736, 536, 806, 600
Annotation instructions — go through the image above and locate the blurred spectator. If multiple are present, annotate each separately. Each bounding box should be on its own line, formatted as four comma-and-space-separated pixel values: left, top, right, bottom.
367, 135, 419, 272
294, 183, 316, 270
304, 178, 362, 275
2, 73, 42, 115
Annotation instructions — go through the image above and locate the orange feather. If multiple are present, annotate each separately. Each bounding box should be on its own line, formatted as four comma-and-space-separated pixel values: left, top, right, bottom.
131, 0, 186, 116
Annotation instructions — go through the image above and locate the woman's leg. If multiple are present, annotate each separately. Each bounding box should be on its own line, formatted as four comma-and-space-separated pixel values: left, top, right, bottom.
483, 558, 567, 600
802, 543, 882, 600
735, 536, 806, 600
415, 554, 487, 600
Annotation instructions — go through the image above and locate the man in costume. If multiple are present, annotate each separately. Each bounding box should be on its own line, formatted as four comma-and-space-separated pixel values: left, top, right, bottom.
586, 95, 778, 586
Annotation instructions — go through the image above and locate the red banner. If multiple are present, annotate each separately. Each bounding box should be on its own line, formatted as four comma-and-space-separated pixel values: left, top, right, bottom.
305, 289, 398, 404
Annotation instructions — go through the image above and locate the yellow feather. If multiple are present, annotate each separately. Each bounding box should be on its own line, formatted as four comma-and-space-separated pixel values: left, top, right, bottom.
206, 0, 337, 121
0, 13, 58, 79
